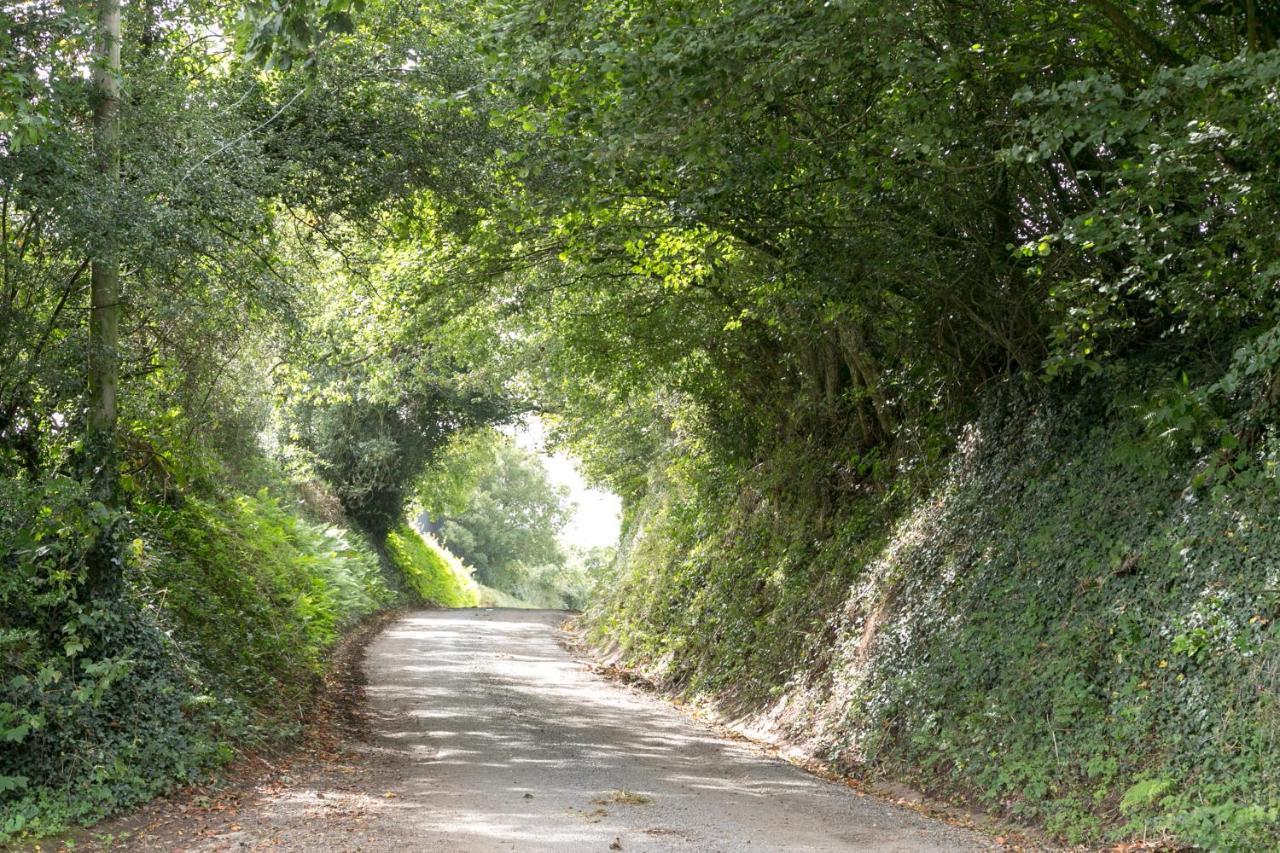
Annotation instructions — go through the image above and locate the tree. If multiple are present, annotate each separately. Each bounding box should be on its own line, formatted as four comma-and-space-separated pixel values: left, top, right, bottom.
417, 430, 571, 592
289, 370, 512, 539
81, 0, 124, 596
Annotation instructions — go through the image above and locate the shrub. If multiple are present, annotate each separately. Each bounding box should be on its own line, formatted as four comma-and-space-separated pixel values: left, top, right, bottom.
0, 477, 222, 838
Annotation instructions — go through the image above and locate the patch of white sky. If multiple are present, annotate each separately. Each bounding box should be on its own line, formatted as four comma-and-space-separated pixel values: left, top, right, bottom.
504, 415, 622, 550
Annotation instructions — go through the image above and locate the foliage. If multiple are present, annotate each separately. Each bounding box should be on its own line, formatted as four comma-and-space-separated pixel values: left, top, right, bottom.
1017, 52, 1280, 389
0, 473, 392, 842
384, 525, 479, 609
417, 430, 570, 593
507, 545, 612, 612
9, 0, 1280, 847
474, 583, 529, 609
460, 0, 1280, 531
135, 490, 394, 708
237, 0, 364, 71
286, 373, 509, 539
415, 429, 612, 608
0, 476, 210, 839
590, 376, 1280, 849
270, 226, 515, 541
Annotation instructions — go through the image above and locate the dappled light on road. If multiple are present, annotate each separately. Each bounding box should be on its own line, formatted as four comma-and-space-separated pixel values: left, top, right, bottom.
157, 609, 986, 852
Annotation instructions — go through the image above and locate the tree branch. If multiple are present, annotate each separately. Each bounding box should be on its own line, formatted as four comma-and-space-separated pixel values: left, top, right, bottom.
1085, 0, 1187, 66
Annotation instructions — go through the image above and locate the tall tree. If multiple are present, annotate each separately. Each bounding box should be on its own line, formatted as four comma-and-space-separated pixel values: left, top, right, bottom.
84, 0, 123, 595
417, 432, 571, 591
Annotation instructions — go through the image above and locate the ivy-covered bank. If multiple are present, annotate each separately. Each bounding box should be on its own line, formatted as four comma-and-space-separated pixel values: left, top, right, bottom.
589, 381, 1280, 850
0, 479, 473, 841
13, 0, 1280, 847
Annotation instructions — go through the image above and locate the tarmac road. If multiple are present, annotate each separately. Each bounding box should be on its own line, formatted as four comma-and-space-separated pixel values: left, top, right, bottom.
115, 609, 993, 852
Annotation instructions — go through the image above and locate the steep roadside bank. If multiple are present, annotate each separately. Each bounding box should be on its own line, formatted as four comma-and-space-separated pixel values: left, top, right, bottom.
0, 482, 476, 844
587, 385, 1280, 850
22, 609, 404, 852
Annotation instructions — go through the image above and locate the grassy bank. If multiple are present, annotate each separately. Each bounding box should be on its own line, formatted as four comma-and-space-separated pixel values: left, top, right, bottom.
385, 525, 480, 608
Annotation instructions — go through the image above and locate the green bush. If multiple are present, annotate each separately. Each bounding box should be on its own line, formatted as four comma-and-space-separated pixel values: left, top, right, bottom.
135, 490, 393, 710
385, 526, 480, 608
0, 477, 223, 838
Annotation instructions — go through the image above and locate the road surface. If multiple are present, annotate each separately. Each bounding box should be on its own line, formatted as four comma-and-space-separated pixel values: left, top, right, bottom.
125, 609, 993, 851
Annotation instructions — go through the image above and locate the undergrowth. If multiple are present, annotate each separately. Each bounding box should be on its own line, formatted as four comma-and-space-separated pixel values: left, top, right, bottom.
590, 377, 1280, 850
0, 481, 395, 841
385, 525, 480, 608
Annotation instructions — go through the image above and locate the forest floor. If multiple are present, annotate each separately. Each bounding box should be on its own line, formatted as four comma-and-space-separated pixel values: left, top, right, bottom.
52, 609, 994, 852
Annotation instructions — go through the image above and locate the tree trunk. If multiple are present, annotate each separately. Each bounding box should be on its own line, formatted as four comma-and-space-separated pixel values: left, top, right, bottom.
85, 0, 123, 594
821, 333, 843, 412
836, 319, 895, 441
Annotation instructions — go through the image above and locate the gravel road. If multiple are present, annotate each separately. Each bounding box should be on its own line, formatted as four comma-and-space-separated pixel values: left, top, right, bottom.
119, 609, 993, 852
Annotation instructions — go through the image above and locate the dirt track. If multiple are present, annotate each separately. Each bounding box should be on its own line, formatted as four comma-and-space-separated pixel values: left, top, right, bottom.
101, 609, 992, 852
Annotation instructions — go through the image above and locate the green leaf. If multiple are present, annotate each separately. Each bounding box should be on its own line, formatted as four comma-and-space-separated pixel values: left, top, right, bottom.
1119, 778, 1172, 813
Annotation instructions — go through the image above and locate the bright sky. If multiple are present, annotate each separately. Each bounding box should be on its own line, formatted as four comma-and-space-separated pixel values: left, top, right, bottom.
507, 417, 622, 550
